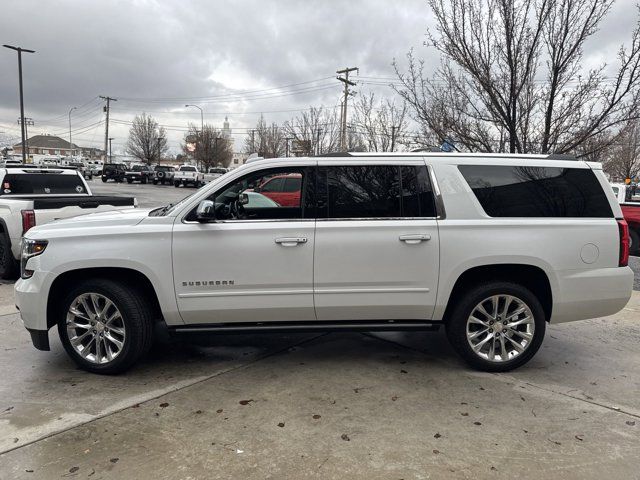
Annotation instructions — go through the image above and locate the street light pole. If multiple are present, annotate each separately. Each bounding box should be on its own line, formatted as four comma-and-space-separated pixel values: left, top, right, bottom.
68, 106, 77, 158
3, 45, 35, 163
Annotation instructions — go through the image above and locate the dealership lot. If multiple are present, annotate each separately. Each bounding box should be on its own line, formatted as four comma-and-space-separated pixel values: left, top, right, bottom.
0, 180, 639, 479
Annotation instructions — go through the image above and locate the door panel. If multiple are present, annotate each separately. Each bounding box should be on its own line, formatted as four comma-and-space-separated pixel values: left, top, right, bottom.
173, 220, 316, 324
313, 219, 439, 320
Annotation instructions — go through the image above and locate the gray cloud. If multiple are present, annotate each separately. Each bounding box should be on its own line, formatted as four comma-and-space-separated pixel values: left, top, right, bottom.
0, 0, 636, 153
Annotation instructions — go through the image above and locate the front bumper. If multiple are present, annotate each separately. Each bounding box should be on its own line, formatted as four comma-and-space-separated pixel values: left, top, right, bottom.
15, 270, 51, 338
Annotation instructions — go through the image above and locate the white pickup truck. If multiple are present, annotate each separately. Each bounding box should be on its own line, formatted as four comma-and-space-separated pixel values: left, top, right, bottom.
174, 165, 205, 188
0, 166, 136, 278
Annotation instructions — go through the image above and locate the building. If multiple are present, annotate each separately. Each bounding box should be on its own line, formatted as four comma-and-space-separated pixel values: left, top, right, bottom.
12, 135, 104, 160
230, 152, 248, 168
222, 116, 231, 139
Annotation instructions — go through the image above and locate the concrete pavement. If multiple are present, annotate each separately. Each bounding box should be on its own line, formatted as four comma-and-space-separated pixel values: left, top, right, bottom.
0, 282, 638, 479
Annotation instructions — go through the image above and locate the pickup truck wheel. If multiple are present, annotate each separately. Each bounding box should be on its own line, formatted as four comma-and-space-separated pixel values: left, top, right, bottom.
629, 228, 640, 256
174, 181, 180, 187
57, 279, 154, 374
0, 234, 17, 279
101, 177, 107, 183
127, 178, 133, 184
446, 282, 545, 372
152, 180, 158, 185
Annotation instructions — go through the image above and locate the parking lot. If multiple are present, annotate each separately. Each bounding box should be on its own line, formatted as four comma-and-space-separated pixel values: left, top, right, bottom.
1, 180, 639, 479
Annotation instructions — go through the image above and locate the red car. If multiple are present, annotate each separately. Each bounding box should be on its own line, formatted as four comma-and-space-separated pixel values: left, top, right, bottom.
254, 173, 301, 207
621, 204, 640, 255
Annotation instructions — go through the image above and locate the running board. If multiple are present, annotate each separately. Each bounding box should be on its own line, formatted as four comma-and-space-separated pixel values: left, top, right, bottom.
170, 320, 442, 335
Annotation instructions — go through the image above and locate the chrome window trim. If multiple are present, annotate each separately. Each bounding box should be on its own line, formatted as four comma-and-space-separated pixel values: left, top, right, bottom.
426, 163, 446, 220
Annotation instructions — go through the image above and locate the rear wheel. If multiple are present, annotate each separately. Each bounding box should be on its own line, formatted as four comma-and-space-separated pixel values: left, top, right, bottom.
0, 234, 17, 280
446, 281, 546, 372
174, 181, 180, 187
101, 177, 107, 183
153, 180, 158, 185
630, 228, 640, 256
57, 279, 154, 374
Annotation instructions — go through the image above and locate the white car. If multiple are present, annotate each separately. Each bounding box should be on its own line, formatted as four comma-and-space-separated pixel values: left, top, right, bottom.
15, 153, 633, 374
174, 165, 205, 188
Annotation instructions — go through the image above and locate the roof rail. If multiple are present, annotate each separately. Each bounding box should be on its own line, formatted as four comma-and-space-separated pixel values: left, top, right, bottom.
545, 153, 577, 161
318, 152, 352, 157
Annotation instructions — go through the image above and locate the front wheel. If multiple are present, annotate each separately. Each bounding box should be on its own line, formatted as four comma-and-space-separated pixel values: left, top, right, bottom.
174, 181, 180, 187
57, 279, 154, 374
101, 177, 107, 183
446, 281, 546, 372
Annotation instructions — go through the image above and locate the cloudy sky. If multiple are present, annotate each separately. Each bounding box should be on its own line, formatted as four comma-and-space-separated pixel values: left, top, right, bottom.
0, 0, 636, 155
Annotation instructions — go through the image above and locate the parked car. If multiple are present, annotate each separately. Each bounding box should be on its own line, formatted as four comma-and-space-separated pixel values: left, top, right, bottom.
611, 183, 640, 255
174, 165, 205, 188
15, 153, 633, 374
0, 166, 136, 278
251, 173, 301, 207
152, 165, 176, 185
101, 163, 127, 183
125, 164, 153, 184
67, 162, 93, 180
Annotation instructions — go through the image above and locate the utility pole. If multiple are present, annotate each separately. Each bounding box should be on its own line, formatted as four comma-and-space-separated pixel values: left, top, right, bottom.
250, 129, 256, 153
391, 125, 397, 152
17, 117, 34, 160
108, 137, 114, 162
68, 106, 77, 157
99, 96, 117, 161
4, 45, 35, 163
336, 67, 358, 151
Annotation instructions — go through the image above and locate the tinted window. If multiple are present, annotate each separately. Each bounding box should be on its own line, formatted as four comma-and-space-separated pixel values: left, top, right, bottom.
459, 165, 613, 218
180, 166, 196, 172
401, 166, 437, 217
283, 177, 302, 192
327, 165, 401, 218
1, 173, 86, 195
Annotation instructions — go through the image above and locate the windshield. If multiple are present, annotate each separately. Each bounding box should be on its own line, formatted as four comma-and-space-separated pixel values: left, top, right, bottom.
149, 192, 197, 216
132, 165, 146, 171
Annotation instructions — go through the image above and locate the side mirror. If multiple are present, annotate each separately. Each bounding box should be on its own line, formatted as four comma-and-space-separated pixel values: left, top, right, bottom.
196, 200, 216, 222
239, 193, 249, 205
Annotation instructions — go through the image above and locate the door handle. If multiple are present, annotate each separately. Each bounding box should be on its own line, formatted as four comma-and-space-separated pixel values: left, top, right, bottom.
275, 237, 307, 247
399, 234, 431, 244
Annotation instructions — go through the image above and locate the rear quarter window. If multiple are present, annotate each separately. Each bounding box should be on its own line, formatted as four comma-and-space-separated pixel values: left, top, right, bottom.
458, 165, 613, 218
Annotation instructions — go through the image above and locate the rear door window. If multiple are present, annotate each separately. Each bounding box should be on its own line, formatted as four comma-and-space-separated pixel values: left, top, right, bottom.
1, 173, 86, 195
326, 165, 401, 218
458, 165, 613, 217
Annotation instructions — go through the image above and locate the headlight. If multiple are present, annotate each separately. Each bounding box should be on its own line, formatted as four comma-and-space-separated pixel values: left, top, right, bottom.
21, 239, 48, 279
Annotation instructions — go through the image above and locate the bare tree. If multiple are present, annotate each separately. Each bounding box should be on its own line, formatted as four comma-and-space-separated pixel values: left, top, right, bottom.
394, 0, 640, 155
603, 120, 640, 181
126, 113, 168, 164
183, 123, 233, 171
351, 93, 409, 151
283, 106, 340, 155
244, 115, 287, 158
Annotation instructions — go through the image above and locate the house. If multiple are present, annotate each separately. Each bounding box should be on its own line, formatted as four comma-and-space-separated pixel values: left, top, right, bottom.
12, 135, 105, 160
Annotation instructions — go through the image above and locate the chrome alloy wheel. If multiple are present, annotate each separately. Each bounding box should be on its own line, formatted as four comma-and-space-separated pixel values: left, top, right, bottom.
66, 293, 126, 364
466, 295, 535, 363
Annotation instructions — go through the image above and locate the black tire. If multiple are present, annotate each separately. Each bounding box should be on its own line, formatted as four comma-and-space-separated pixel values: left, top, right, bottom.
101, 177, 107, 183
630, 228, 640, 256
445, 281, 546, 372
0, 233, 18, 280
57, 278, 154, 374
174, 181, 180, 187
153, 180, 158, 185
127, 178, 133, 184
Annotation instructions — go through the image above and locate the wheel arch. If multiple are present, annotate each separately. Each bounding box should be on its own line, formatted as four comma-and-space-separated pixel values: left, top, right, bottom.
441, 264, 553, 324
46, 267, 163, 330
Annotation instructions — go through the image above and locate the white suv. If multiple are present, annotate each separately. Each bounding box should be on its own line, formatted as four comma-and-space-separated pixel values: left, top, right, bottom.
15, 153, 634, 374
